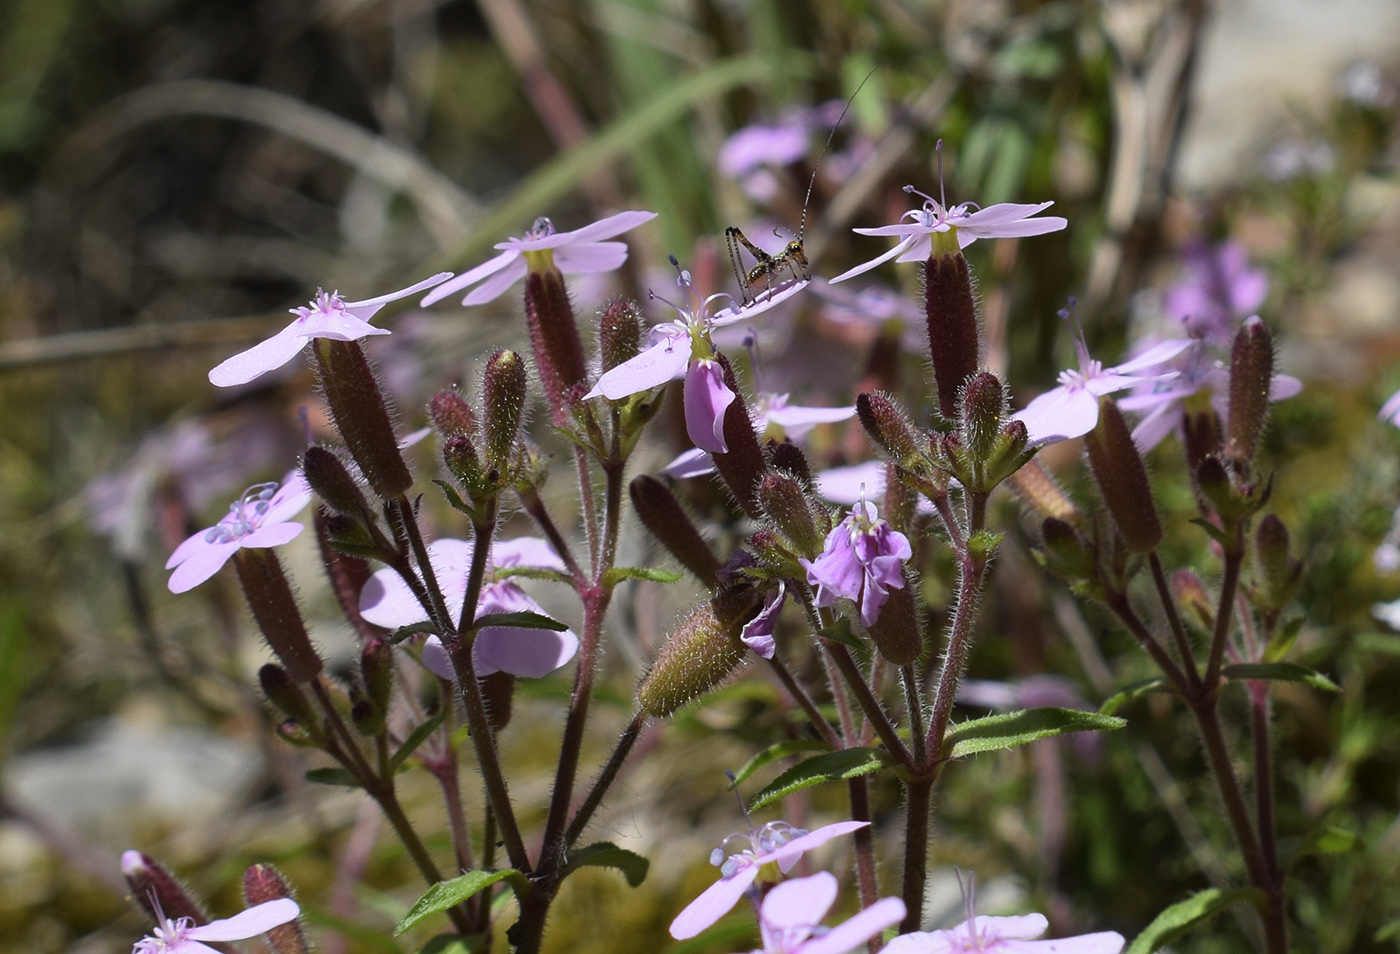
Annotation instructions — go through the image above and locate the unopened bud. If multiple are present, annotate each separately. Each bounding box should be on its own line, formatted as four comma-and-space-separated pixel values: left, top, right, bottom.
758, 472, 824, 559
429, 389, 477, 438
233, 549, 323, 681
629, 475, 722, 587
524, 268, 586, 422
361, 638, 394, 715
1225, 317, 1274, 466
443, 434, 491, 500
711, 352, 768, 519
313, 507, 375, 636
1008, 459, 1083, 524
313, 339, 412, 499
598, 297, 644, 372
243, 864, 308, 954
1171, 569, 1214, 630
866, 568, 924, 664
482, 349, 528, 473
1182, 404, 1222, 472
275, 720, 319, 748
857, 392, 925, 469
768, 440, 813, 487
350, 696, 384, 736
637, 598, 751, 717
1084, 397, 1161, 553
959, 371, 1006, 463
1194, 454, 1235, 518
925, 252, 981, 420
302, 446, 368, 519
480, 671, 516, 732
259, 664, 318, 728
1255, 514, 1301, 611
1041, 517, 1094, 579
122, 851, 207, 926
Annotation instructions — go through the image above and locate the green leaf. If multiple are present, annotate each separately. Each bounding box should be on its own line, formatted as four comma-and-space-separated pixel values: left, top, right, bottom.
305, 767, 362, 787
750, 748, 890, 809
390, 710, 447, 771
418, 933, 485, 954
1125, 888, 1266, 954
603, 566, 684, 586
1375, 916, 1400, 942
1222, 663, 1339, 693
1299, 825, 1358, 857
1189, 518, 1231, 547
493, 566, 574, 585
432, 479, 478, 518
1099, 678, 1169, 716
943, 708, 1126, 760
471, 611, 567, 632
388, 620, 440, 645
395, 870, 525, 935
732, 739, 831, 786
563, 842, 650, 887
817, 616, 864, 650
1263, 617, 1303, 662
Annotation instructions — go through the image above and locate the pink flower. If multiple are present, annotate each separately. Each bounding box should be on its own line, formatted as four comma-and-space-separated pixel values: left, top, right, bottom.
165, 471, 313, 593
132, 899, 300, 954
752, 872, 906, 954
421, 211, 657, 307
670, 819, 869, 940
660, 393, 856, 478
1163, 240, 1269, 343
358, 536, 578, 678
1013, 304, 1190, 445
209, 274, 452, 387
1380, 386, 1400, 428
831, 186, 1067, 283
879, 913, 1123, 954
739, 582, 788, 659
802, 499, 912, 628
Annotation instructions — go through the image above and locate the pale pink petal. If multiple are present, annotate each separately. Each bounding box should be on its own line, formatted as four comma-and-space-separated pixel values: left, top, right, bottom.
659, 447, 716, 479
493, 537, 568, 572
462, 258, 532, 306
761, 872, 837, 941
959, 214, 1068, 244
186, 900, 300, 942
802, 897, 907, 954
1270, 373, 1303, 401
358, 567, 428, 628
550, 209, 657, 246
263, 474, 315, 524
474, 625, 579, 677
167, 528, 214, 569
893, 235, 937, 263
1014, 386, 1100, 443
1230, 270, 1269, 316
963, 914, 1050, 939
853, 223, 943, 237
957, 201, 1055, 228
1001, 931, 1124, 953
1130, 402, 1182, 452
553, 242, 629, 274
1111, 339, 1192, 375
765, 403, 856, 439
421, 636, 456, 680
758, 820, 870, 868
711, 277, 810, 325
421, 251, 520, 306
208, 323, 313, 387
669, 864, 760, 939
816, 461, 887, 504
168, 540, 241, 593
240, 522, 304, 550
344, 272, 454, 319
685, 360, 736, 454
586, 335, 691, 400
880, 932, 953, 954
828, 237, 917, 284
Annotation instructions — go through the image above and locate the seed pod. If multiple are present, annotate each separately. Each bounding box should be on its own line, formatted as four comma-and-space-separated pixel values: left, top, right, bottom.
757, 471, 824, 559
629, 475, 722, 587
523, 268, 586, 422
302, 446, 368, 519
1225, 317, 1275, 466
959, 371, 1005, 463
1182, 406, 1222, 472
1171, 568, 1215, 630
122, 851, 208, 927
482, 349, 528, 473
1083, 397, 1161, 553
768, 440, 813, 487
243, 864, 308, 954
866, 568, 924, 664
259, 664, 319, 728
1255, 514, 1301, 611
857, 392, 924, 469
598, 297, 644, 372
233, 549, 323, 682
1008, 459, 1083, 524
361, 638, 394, 716
637, 598, 751, 718
480, 671, 516, 732
925, 251, 981, 420
429, 389, 477, 439
710, 352, 768, 519
313, 338, 412, 499
313, 506, 376, 639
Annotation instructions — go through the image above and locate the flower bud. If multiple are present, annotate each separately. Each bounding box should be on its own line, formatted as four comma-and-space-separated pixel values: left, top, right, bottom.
259, 664, 319, 728
1008, 459, 1083, 524
710, 352, 768, 519
350, 696, 384, 736
233, 549, 324, 682
243, 864, 308, 954
758, 471, 824, 559
1040, 517, 1094, 579
1171, 568, 1214, 630
302, 446, 368, 519
443, 434, 491, 500
925, 251, 981, 420
361, 637, 394, 716
1225, 317, 1275, 466
598, 297, 644, 372
122, 851, 208, 926
1182, 405, 1222, 473
1194, 454, 1240, 519
629, 475, 722, 587
524, 268, 586, 422
480, 671, 516, 732
275, 720, 319, 748
313, 506, 376, 637
429, 389, 477, 439
313, 339, 412, 499
768, 440, 813, 487
866, 567, 924, 664
636, 596, 752, 718
959, 371, 1006, 463
482, 349, 528, 474
1255, 514, 1301, 611
857, 392, 925, 470
1084, 397, 1161, 553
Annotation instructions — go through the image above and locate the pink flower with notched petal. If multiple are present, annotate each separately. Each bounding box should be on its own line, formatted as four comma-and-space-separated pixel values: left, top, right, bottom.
165, 471, 313, 594
659, 392, 855, 478
670, 819, 869, 940
1163, 240, 1269, 344
358, 536, 578, 679
421, 211, 657, 307
132, 898, 300, 954
830, 185, 1066, 283
209, 274, 452, 387
751, 872, 906, 954
802, 499, 911, 628
879, 913, 1123, 954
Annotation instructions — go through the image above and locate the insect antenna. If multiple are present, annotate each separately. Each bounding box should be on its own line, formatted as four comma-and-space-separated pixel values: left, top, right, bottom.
795, 67, 878, 246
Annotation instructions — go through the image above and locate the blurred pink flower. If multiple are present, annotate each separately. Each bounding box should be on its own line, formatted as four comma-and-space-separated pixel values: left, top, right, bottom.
132, 898, 300, 954
1380, 386, 1400, 428
802, 499, 912, 628
752, 872, 906, 954
358, 536, 577, 678
1163, 240, 1269, 343
209, 275, 452, 387
165, 471, 313, 593
880, 913, 1122, 954
670, 819, 869, 940
421, 211, 656, 307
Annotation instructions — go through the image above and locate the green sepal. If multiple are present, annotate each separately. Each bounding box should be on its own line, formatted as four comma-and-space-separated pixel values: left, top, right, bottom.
1222, 662, 1339, 692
